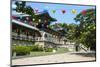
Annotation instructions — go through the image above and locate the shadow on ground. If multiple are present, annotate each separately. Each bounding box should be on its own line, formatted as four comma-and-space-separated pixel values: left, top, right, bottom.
71, 52, 96, 57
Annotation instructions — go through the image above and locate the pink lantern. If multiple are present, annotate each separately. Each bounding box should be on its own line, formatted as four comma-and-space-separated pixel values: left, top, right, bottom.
26, 17, 29, 20
35, 9, 38, 13
29, 21, 33, 25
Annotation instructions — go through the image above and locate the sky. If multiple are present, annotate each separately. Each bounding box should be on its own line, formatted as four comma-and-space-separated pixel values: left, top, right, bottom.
12, 1, 95, 25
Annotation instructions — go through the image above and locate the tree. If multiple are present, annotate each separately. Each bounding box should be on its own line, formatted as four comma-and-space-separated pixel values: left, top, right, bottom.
14, 1, 56, 28
74, 8, 96, 51
49, 23, 77, 39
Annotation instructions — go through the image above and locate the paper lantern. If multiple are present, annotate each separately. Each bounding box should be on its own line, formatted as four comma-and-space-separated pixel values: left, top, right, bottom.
52, 10, 56, 13
38, 19, 41, 22
44, 20, 47, 22
26, 17, 29, 20
35, 9, 38, 13
71, 9, 77, 14
94, 26, 96, 29
33, 18, 35, 21
82, 10, 87, 16
29, 21, 33, 25
62, 10, 66, 14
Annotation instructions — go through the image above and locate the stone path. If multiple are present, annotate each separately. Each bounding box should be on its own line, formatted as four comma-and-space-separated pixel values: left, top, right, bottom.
12, 53, 95, 66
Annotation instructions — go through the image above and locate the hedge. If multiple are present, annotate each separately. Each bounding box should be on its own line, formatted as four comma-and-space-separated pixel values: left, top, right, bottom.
45, 48, 53, 52
12, 46, 31, 56
30, 45, 44, 51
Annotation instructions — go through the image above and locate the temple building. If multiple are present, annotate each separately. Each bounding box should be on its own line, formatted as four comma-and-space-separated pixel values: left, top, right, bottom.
11, 10, 69, 49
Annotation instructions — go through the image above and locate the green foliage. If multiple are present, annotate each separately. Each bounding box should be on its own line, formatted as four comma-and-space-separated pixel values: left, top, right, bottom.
12, 46, 31, 56
29, 45, 53, 52
15, 1, 34, 16
45, 48, 53, 52
30, 45, 44, 51
74, 8, 96, 50
49, 23, 77, 40
14, 1, 56, 27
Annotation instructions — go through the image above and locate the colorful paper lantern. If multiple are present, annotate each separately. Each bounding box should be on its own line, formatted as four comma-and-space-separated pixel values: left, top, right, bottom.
94, 26, 96, 29
29, 21, 33, 25
82, 10, 87, 16
33, 18, 35, 21
62, 10, 66, 14
71, 9, 77, 14
38, 19, 41, 22
35, 9, 38, 13
26, 17, 29, 20
52, 10, 56, 13
45, 20, 47, 22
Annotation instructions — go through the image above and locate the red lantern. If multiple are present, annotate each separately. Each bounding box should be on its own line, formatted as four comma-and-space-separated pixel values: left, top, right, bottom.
82, 10, 86, 16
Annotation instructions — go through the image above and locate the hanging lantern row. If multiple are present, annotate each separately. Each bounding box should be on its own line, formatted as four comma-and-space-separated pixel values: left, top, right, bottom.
34, 9, 77, 14
32, 18, 47, 22
51, 9, 77, 14
53, 9, 77, 14
33, 8, 95, 16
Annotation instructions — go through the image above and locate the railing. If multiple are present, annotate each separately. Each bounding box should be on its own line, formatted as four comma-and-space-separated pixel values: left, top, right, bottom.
78, 44, 89, 52
12, 32, 64, 44
34, 37, 64, 44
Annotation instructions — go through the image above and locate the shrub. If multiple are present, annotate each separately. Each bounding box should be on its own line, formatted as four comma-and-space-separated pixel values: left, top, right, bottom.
30, 45, 44, 51
45, 48, 53, 52
12, 46, 31, 56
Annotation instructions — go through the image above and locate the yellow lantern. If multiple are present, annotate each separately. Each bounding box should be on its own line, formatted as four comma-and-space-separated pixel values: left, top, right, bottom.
39, 19, 41, 22
33, 18, 35, 21
71, 9, 77, 14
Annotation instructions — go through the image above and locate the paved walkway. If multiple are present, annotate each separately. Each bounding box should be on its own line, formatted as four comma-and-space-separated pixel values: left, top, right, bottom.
12, 53, 95, 66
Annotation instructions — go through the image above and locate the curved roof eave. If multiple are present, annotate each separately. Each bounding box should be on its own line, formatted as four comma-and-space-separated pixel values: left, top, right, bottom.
12, 19, 39, 31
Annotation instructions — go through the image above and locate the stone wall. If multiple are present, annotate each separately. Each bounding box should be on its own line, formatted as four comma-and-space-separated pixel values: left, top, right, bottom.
12, 40, 35, 46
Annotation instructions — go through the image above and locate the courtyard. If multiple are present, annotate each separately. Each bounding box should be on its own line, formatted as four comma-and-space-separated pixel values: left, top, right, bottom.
12, 52, 95, 66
